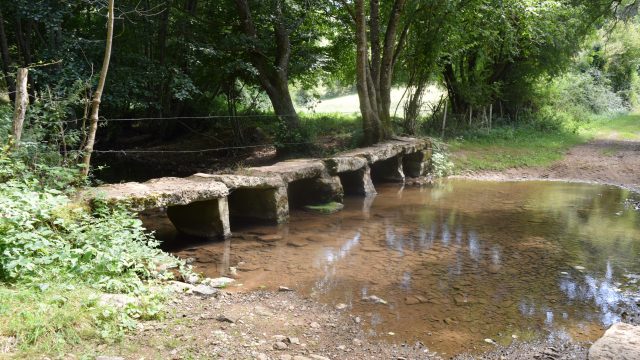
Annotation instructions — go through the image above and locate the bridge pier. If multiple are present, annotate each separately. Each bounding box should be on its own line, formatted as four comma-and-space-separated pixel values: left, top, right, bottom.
166, 198, 231, 238
189, 174, 290, 225
287, 175, 344, 208
403, 150, 432, 178
337, 166, 376, 196
371, 155, 405, 182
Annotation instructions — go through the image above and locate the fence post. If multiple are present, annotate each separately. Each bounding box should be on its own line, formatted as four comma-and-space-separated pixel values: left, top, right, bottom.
11, 67, 28, 149
441, 99, 448, 138
489, 104, 493, 130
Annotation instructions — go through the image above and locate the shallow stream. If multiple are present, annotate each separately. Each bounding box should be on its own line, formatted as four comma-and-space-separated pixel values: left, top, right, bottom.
150, 180, 640, 355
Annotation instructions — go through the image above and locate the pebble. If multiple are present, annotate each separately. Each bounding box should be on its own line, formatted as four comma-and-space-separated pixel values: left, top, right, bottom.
255, 306, 274, 317
273, 335, 287, 342
337, 345, 346, 351
215, 314, 235, 323
168, 281, 195, 293
288, 336, 300, 345
362, 295, 388, 304
274, 341, 288, 350
335, 303, 348, 310
229, 266, 238, 276
310, 321, 321, 329
256, 354, 268, 360
280, 355, 293, 360
353, 338, 363, 346
183, 273, 199, 284
202, 277, 235, 288
309, 355, 330, 360
192, 284, 218, 297
279, 286, 294, 292
484, 338, 496, 344
258, 234, 283, 242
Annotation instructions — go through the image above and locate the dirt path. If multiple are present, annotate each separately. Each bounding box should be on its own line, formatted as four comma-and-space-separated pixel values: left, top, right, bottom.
454, 138, 640, 193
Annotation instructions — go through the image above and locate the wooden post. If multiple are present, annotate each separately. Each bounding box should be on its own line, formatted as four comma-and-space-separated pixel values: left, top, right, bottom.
469, 106, 473, 126
441, 99, 448, 138
81, 0, 115, 176
489, 104, 493, 130
11, 68, 28, 149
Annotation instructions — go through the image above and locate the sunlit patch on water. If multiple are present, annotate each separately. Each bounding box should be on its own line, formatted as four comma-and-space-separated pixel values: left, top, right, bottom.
149, 180, 640, 355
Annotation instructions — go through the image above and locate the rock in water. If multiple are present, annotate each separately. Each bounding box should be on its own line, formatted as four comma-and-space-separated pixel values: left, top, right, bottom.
362, 295, 388, 305
303, 202, 344, 214
589, 322, 640, 360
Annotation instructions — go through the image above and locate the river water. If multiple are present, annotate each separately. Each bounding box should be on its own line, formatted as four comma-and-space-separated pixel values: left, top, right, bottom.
151, 180, 640, 355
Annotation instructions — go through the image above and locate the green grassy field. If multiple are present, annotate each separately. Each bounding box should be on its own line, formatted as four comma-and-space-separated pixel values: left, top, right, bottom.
585, 113, 640, 140
448, 113, 640, 172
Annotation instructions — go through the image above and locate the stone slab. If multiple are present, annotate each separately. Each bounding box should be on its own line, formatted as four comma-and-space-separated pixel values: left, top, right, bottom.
190, 173, 284, 189
243, 159, 326, 183
85, 177, 229, 210
589, 322, 640, 360
337, 137, 429, 164
324, 156, 368, 175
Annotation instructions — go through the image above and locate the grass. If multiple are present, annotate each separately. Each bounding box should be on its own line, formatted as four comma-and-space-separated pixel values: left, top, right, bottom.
583, 113, 640, 140
0, 285, 110, 357
448, 113, 640, 172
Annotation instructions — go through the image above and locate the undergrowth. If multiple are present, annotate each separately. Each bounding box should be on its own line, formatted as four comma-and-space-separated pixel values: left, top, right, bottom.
0, 141, 187, 357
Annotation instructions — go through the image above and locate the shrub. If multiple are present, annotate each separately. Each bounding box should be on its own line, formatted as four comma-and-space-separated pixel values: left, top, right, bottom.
430, 141, 454, 177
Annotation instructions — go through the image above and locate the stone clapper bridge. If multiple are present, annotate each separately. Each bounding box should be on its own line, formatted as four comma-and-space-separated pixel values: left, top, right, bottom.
84, 137, 432, 238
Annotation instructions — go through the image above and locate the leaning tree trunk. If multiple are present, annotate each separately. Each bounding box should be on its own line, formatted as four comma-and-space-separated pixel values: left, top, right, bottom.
81, 0, 114, 177
234, 0, 301, 135
355, 0, 381, 146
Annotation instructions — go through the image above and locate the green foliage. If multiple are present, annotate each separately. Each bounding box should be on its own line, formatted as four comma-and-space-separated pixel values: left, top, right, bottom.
0, 178, 181, 291
429, 141, 454, 178
272, 117, 310, 154
0, 146, 187, 355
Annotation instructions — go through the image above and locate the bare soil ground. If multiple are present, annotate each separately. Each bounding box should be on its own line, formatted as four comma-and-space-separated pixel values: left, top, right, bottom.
100, 290, 587, 360
453, 138, 640, 193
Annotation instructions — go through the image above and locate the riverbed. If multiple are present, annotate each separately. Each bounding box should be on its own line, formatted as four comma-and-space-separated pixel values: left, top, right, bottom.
148, 180, 640, 356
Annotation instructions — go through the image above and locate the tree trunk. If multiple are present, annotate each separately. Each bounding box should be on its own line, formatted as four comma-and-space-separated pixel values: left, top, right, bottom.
81, 0, 115, 177
11, 68, 28, 149
233, 0, 300, 133
0, 9, 15, 102
355, 0, 380, 145
377, 0, 406, 135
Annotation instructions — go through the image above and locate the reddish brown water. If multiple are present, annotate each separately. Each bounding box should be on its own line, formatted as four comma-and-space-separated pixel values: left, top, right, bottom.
148, 180, 640, 356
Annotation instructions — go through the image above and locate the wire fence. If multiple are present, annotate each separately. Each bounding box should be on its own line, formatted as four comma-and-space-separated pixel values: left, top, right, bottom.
12, 112, 382, 156
90, 141, 316, 154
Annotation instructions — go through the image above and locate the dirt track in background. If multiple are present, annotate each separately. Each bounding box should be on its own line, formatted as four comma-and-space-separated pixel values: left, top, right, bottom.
454, 138, 640, 193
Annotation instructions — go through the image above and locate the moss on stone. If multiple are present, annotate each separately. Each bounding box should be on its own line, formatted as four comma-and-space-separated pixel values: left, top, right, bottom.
303, 202, 344, 214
